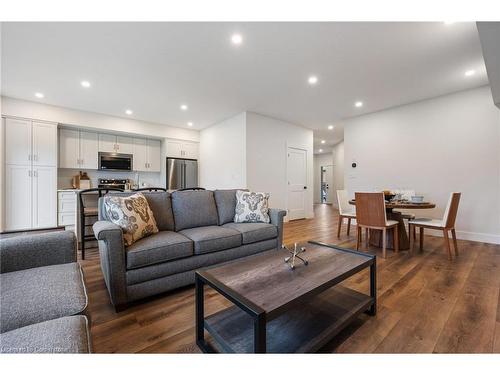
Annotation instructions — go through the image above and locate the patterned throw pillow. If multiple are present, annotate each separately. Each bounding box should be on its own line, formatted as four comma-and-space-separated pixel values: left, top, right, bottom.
234, 190, 270, 223
103, 193, 159, 246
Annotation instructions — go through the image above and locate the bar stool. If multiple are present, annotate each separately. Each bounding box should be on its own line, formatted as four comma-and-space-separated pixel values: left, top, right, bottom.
78, 188, 123, 260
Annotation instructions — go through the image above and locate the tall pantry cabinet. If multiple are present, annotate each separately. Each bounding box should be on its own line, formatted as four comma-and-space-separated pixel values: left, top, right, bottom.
3, 117, 57, 231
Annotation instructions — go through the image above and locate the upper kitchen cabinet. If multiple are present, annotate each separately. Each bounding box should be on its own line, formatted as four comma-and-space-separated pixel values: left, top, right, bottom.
133, 138, 161, 172
59, 128, 98, 169
5, 118, 57, 167
32, 122, 58, 166
166, 139, 198, 159
99, 133, 134, 154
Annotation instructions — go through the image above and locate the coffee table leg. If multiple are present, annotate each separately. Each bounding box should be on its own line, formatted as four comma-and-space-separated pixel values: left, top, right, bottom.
195, 274, 205, 347
254, 313, 267, 353
368, 260, 377, 316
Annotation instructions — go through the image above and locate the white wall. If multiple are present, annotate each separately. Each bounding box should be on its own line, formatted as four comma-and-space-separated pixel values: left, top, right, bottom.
313, 153, 333, 204
199, 113, 246, 189
246, 112, 314, 218
332, 141, 345, 204
343, 86, 500, 243
1, 96, 199, 142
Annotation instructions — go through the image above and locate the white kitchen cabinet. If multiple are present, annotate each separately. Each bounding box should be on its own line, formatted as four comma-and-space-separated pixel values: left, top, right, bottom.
183, 142, 198, 159
133, 138, 148, 172
98, 133, 117, 153
59, 129, 98, 169
58, 191, 77, 227
32, 122, 57, 166
117, 136, 134, 154
5, 118, 32, 165
99, 133, 134, 154
147, 139, 161, 172
4, 118, 58, 230
5, 164, 32, 230
59, 128, 80, 168
166, 139, 198, 159
79, 131, 99, 169
133, 138, 161, 172
32, 166, 57, 228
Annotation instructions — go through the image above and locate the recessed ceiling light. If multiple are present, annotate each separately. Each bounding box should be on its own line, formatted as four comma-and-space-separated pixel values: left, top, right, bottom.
81, 80, 91, 88
465, 69, 476, 77
355, 101, 363, 108
34, 92, 44, 99
328, 125, 334, 130
180, 104, 188, 111
318, 149, 323, 153
321, 140, 326, 144
187, 122, 193, 127
231, 33, 243, 45
308, 76, 318, 85
125, 109, 133, 115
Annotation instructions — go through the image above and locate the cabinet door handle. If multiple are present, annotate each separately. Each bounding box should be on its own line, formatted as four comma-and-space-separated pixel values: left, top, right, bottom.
28, 170, 31, 177
34, 155, 38, 161
34, 170, 38, 177
28, 154, 31, 161
80, 159, 84, 166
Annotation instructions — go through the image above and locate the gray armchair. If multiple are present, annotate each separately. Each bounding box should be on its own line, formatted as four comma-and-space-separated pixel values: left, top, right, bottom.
0, 231, 91, 353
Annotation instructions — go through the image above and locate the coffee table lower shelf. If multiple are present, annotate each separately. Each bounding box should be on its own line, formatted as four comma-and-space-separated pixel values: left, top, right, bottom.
203, 285, 373, 353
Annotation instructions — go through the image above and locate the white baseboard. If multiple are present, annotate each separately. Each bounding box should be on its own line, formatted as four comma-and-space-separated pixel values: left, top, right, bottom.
345, 219, 500, 245
425, 229, 500, 245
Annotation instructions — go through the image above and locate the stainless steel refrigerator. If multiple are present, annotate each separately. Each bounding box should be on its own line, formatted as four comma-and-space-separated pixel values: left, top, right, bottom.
166, 158, 198, 190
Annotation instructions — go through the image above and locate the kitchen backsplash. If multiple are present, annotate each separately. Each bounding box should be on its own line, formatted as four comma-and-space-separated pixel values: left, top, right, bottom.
57, 169, 162, 189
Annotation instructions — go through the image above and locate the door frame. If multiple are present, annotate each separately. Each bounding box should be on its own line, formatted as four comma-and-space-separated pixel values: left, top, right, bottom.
286, 144, 308, 221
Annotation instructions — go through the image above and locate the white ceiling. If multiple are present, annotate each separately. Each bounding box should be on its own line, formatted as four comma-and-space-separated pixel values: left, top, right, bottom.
1, 22, 488, 150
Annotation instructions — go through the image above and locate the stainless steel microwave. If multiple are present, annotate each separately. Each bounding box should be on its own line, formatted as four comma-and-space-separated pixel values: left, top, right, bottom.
98, 152, 133, 171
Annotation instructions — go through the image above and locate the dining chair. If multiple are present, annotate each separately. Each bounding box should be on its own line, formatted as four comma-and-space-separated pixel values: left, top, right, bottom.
336, 190, 356, 238
408, 192, 461, 260
78, 187, 124, 260
355, 192, 399, 259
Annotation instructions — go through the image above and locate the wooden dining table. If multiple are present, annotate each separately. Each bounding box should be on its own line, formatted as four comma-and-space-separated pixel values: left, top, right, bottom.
348, 199, 436, 250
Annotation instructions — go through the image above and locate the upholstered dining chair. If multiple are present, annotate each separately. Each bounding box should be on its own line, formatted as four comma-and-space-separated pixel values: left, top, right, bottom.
355, 192, 399, 259
408, 192, 461, 260
336, 190, 356, 238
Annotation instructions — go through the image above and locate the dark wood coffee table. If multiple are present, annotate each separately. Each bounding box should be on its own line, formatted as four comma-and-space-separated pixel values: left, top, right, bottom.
195, 241, 376, 353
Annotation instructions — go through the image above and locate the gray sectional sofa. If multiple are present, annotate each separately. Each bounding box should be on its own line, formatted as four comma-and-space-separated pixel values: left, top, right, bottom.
0, 231, 91, 353
93, 189, 286, 310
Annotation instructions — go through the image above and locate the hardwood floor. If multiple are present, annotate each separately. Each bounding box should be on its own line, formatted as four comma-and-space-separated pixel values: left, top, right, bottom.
80, 204, 500, 353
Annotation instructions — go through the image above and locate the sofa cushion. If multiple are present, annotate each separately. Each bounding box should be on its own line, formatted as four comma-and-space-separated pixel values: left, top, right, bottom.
234, 190, 270, 223
0, 316, 91, 353
126, 231, 193, 269
103, 193, 159, 246
214, 189, 247, 225
222, 222, 278, 244
0, 263, 88, 333
171, 190, 219, 231
179, 226, 242, 255
103, 192, 174, 231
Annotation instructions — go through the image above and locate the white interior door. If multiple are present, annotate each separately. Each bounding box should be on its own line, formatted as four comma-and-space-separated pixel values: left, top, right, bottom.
5, 118, 32, 165
80, 131, 99, 169
32, 122, 57, 167
287, 147, 307, 220
323, 165, 334, 204
133, 138, 148, 171
147, 139, 161, 172
32, 166, 57, 228
5, 164, 32, 230
59, 128, 79, 168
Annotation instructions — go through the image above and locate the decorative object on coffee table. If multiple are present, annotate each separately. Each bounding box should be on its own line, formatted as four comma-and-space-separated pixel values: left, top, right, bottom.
282, 243, 308, 270
195, 241, 376, 353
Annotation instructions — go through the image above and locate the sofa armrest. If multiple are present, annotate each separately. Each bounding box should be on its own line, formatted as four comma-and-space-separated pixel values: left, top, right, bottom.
0, 231, 76, 274
93, 221, 128, 307
269, 208, 287, 249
